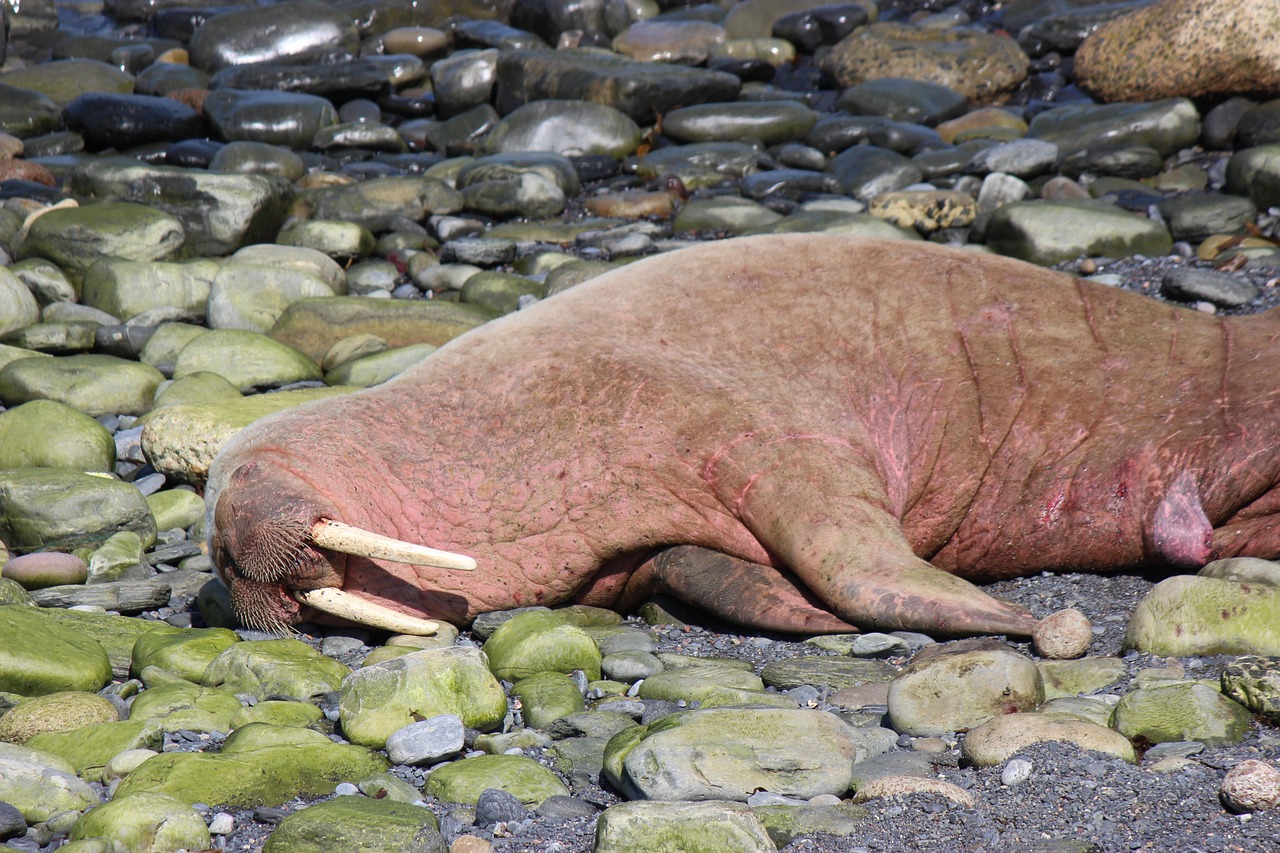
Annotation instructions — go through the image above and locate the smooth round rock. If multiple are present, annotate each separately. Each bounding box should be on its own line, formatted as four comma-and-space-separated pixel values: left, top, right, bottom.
1220, 759, 1280, 813
61, 93, 203, 151
0, 552, 88, 590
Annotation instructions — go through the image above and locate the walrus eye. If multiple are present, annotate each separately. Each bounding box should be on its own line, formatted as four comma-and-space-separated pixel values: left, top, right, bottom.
294, 587, 442, 636
307, 518, 477, 571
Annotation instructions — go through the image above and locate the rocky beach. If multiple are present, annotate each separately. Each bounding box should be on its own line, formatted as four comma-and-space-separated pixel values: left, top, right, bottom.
3, 0, 1280, 850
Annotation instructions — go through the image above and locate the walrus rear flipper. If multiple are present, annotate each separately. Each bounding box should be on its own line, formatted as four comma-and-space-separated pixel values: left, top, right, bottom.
621, 546, 857, 634
709, 433, 1038, 638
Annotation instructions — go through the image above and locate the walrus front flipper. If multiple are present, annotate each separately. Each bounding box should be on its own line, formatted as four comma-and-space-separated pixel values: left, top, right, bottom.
622, 546, 858, 634
710, 433, 1038, 637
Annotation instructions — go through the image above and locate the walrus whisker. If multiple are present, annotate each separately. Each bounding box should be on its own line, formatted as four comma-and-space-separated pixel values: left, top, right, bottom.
308, 519, 477, 571
294, 586, 441, 635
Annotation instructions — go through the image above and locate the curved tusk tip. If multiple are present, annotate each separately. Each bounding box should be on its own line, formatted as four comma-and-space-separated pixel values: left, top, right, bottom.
295, 586, 440, 636
310, 518, 477, 571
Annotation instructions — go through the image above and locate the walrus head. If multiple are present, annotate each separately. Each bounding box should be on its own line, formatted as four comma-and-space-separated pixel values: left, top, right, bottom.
210, 460, 475, 636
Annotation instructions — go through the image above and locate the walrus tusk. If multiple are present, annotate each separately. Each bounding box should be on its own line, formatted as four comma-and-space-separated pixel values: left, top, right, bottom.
295, 586, 441, 635
309, 519, 477, 570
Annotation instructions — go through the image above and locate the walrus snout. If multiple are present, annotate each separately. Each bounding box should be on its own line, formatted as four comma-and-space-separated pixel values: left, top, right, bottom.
213, 461, 476, 635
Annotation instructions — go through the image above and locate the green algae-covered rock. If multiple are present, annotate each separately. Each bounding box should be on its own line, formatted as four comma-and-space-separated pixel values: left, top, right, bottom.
127, 682, 243, 734
0, 605, 112, 695
984, 199, 1173, 266
14, 202, 185, 282
753, 803, 868, 847
0, 468, 156, 553
423, 754, 569, 807
887, 648, 1043, 737
0, 690, 118, 744
140, 385, 353, 484
604, 707, 880, 802
262, 795, 444, 853
0, 742, 100, 822
26, 719, 165, 779
37, 609, 178, 679
323, 343, 436, 387
594, 800, 776, 853
960, 712, 1137, 767
113, 724, 389, 808
131, 627, 240, 683
230, 699, 324, 730
1125, 574, 1280, 656
512, 671, 585, 729
0, 400, 116, 472
339, 646, 507, 748
202, 638, 349, 700
149, 372, 243, 413
268, 296, 495, 363
759, 657, 894, 690
635, 662, 768, 706
145, 489, 206, 532
0, 354, 165, 416
85, 530, 145, 584
1038, 657, 1128, 701
1112, 682, 1253, 747
172, 329, 321, 392
68, 791, 211, 853
460, 270, 544, 314
483, 610, 602, 682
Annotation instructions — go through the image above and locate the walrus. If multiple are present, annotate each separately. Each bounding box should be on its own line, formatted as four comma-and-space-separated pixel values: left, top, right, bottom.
206, 234, 1280, 645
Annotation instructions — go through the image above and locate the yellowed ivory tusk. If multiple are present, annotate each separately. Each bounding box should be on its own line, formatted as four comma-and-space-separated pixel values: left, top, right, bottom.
309, 519, 476, 571
295, 587, 440, 635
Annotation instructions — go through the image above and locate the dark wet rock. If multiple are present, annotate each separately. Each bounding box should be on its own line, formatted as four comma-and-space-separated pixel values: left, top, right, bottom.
738, 169, 839, 201
188, 0, 359, 72
452, 17, 547, 51
825, 144, 923, 201
1237, 100, 1280, 149
203, 89, 339, 149
68, 160, 291, 256
822, 22, 1029, 105
1155, 193, 1256, 244
135, 61, 210, 96
865, 119, 943, 155
482, 99, 640, 159
209, 58, 392, 101
1058, 144, 1164, 179
1161, 268, 1260, 307
509, 0, 615, 45
495, 48, 742, 124
806, 114, 880, 154
0, 84, 62, 137
430, 47, 499, 118
772, 3, 870, 52
835, 78, 968, 127
61, 93, 204, 152
662, 100, 816, 146
1027, 98, 1200, 157
1202, 97, 1258, 150
1011, 0, 1155, 55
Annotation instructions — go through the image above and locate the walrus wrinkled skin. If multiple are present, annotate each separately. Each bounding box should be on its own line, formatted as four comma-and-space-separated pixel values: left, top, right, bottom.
207, 234, 1280, 638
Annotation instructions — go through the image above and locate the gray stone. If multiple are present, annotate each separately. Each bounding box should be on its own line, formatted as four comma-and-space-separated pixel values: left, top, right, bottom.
1161, 268, 1259, 308
663, 100, 817, 146
384, 715, 466, 765
483, 100, 640, 159
171, 329, 321, 391
888, 648, 1043, 736
984, 199, 1173, 265
825, 145, 923, 201
189, 0, 359, 72
836, 77, 968, 126
495, 48, 742, 124
598, 800, 776, 852
15, 202, 185, 283
1028, 98, 1201, 158
69, 160, 291, 256
203, 89, 339, 149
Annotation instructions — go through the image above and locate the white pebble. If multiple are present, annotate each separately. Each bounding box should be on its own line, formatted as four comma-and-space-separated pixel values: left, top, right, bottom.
1002, 757, 1033, 787
208, 812, 234, 835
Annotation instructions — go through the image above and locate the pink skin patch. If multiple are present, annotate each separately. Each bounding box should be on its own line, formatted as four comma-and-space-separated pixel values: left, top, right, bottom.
1149, 471, 1213, 568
